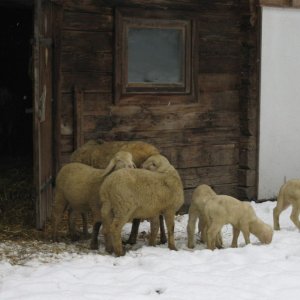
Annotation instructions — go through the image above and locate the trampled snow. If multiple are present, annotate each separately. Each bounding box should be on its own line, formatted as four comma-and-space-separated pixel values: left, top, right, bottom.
1, 201, 300, 300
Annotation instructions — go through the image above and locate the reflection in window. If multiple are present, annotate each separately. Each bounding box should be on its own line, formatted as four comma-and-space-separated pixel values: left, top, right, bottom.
127, 28, 183, 84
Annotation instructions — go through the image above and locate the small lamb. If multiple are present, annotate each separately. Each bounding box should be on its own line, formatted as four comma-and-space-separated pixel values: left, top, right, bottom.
205, 195, 273, 250
273, 179, 300, 230
99, 154, 184, 256
187, 184, 222, 249
51, 151, 135, 249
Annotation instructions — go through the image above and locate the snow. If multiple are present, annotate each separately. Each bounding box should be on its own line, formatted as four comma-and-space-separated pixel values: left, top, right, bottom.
1, 201, 300, 300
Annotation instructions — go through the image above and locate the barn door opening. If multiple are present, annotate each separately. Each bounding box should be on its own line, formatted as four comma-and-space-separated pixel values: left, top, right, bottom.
0, 3, 34, 227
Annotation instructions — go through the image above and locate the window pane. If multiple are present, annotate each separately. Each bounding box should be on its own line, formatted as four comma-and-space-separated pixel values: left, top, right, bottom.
127, 28, 183, 84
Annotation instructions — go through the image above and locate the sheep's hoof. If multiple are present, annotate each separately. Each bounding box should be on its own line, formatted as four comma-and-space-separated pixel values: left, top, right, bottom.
124, 238, 136, 245
160, 237, 167, 245
168, 245, 178, 251
105, 246, 113, 254
115, 250, 125, 257
187, 243, 195, 249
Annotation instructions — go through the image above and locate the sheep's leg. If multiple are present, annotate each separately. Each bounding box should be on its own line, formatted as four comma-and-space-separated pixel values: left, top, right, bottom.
69, 210, 80, 242
231, 227, 240, 248
101, 202, 113, 254
159, 215, 167, 244
149, 216, 160, 246
187, 209, 198, 249
90, 210, 102, 250
206, 223, 221, 250
111, 217, 127, 256
51, 191, 68, 242
240, 225, 250, 245
164, 211, 177, 251
290, 205, 300, 230
273, 191, 290, 230
90, 221, 102, 250
126, 219, 140, 245
81, 212, 89, 239
216, 231, 223, 249
199, 217, 207, 243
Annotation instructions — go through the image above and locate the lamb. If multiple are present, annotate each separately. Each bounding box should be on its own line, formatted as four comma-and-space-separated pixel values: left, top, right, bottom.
51, 151, 135, 249
99, 154, 184, 256
273, 179, 300, 230
205, 195, 273, 250
70, 139, 167, 244
187, 184, 222, 249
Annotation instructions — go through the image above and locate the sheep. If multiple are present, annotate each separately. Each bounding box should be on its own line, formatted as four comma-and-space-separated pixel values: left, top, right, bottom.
273, 179, 300, 230
51, 151, 135, 249
70, 139, 160, 169
70, 139, 167, 244
205, 195, 273, 250
99, 154, 184, 256
187, 184, 222, 249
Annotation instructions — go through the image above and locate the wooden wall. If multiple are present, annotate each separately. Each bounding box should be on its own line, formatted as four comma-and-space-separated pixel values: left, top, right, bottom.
58, 0, 259, 209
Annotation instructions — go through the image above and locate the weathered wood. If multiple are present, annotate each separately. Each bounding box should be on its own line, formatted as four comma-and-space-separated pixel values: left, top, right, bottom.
179, 165, 238, 188
62, 72, 112, 92
61, 52, 112, 73
62, 30, 112, 53
73, 87, 84, 149
63, 11, 113, 31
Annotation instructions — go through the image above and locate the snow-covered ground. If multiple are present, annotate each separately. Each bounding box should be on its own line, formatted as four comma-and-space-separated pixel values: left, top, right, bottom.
1, 201, 300, 300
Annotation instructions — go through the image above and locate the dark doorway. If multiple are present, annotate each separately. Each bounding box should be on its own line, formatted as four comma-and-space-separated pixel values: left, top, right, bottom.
0, 4, 35, 227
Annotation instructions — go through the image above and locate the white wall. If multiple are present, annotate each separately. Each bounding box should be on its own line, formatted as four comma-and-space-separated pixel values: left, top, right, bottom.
259, 7, 300, 199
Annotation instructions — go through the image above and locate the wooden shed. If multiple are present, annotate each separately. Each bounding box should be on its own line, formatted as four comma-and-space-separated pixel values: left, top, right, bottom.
0, 0, 264, 229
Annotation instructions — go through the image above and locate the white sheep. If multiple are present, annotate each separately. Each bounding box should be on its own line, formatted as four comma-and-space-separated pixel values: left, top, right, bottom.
99, 154, 184, 256
187, 184, 222, 249
70, 139, 167, 244
51, 151, 135, 249
273, 179, 300, 230
205, 195, 273, 250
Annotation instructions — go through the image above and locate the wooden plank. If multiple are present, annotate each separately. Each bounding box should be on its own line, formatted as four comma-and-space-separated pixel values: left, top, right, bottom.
61, 135, 74, 153
162, 143, 239, 169
260, 0, 290, 6
61, 72, 112, 92
73, 87, 84, 149
83, 93, 112, 114
61, 51, 112, 73
63, 0, 113, 13
61, 93, 73, 135
178, 165, 238, 188
63, 11, 113, 31
62, 30, 112, 53
199, 73, 239, 92
107, 106, 240, 132
52, 3, 63, 175
199, 56, 241, 73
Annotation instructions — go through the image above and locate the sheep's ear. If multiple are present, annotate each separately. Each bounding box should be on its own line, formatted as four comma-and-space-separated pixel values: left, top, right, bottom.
102, 158, 117, 177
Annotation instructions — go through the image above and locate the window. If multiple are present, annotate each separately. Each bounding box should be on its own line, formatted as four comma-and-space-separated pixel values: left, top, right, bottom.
115, 8, 198, 104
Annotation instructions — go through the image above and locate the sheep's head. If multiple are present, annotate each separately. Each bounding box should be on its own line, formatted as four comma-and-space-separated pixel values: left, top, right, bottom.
250, 220, 273, 244
102, 151, 135, 177
113, 151, 136, 170
142, 154, 173, 173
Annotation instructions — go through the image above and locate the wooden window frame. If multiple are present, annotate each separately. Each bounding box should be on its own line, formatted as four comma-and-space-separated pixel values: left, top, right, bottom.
115, 8, 198, 104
